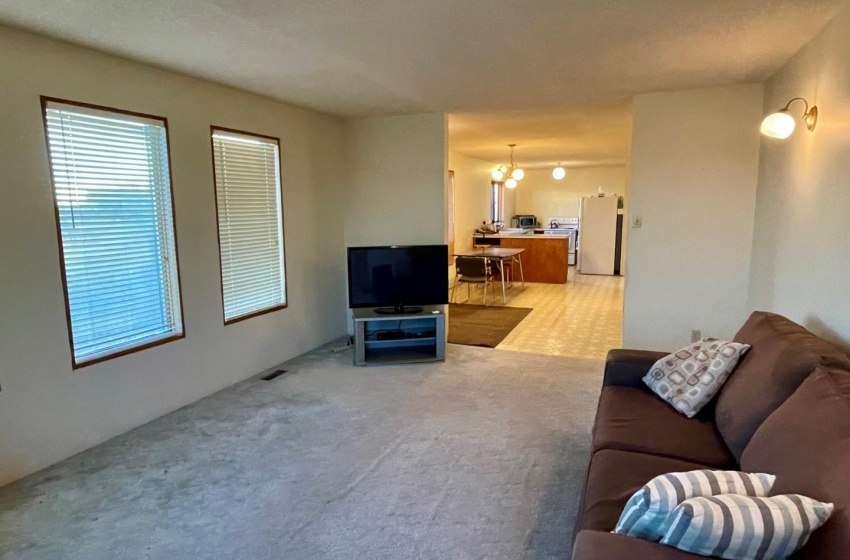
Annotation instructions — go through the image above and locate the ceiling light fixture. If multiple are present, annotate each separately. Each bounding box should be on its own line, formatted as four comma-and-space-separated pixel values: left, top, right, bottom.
760, 97, 818, 139
492, 144, 524, 187
552, 164, 566, 180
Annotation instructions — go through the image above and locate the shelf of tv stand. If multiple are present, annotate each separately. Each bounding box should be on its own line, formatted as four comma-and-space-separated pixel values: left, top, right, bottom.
364, 337, 437, 346
352, 306, 446, 366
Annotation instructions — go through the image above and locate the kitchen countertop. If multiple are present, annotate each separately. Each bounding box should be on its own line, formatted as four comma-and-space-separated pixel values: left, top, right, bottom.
473, 233, 570, 239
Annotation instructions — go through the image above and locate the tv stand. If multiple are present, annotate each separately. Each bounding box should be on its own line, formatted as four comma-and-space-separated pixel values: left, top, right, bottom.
374, 305, 423, 315
352, 305, 445, 366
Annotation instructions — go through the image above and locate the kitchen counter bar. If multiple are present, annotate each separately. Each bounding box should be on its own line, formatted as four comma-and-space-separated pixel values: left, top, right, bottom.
471, 234, 568, 283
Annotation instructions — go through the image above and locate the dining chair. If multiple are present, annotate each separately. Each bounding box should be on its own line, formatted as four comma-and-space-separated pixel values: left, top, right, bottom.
451, 256, 496, 305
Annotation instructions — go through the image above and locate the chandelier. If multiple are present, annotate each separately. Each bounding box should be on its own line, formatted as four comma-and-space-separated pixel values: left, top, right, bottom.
491, 144, 524, 189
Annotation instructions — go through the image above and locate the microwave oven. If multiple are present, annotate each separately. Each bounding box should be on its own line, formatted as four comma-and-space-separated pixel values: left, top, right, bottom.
513, 215, 538, 228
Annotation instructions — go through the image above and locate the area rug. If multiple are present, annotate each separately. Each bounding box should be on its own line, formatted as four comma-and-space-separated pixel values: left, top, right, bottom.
448, 303, 533, 348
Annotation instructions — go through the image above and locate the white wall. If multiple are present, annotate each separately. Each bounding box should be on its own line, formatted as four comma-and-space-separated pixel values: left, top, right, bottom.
749, 8, 850, 350
344, 113, 447, 247
624, 84, 763, 350
514, 166, 628, 220
448, 151, 493, 253
0, 26, 348, 485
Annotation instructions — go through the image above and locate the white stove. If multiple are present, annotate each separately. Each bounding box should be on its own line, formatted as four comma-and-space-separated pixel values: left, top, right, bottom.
544, 216, 579, 230
543, 217, 579, 265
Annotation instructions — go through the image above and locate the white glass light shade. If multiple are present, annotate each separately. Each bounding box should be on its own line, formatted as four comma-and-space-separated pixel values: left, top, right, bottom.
505, 178, 518, 189
760, 110, 796, 139
491, 169, 505, 181
511, 168, 524, 181
552, 166, 566, 180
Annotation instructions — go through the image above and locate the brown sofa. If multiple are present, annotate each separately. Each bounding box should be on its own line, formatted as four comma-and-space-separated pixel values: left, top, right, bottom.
572, 311, 850, 560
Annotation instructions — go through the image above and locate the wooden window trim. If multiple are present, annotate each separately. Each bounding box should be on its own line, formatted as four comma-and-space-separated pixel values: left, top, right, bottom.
40, 96, 186, 370
209, 125, 289, 326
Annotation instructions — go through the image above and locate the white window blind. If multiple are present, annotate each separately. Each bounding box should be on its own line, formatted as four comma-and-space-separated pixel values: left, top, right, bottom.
211, 129, 286, 323
43, 100, 183, 367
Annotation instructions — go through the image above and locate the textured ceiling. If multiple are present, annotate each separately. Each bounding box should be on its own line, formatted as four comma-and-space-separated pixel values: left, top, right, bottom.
0, 0, 844, 118
449, 101, 633, 167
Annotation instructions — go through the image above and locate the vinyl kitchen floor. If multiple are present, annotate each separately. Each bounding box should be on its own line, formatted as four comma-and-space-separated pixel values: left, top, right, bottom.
452, 267, 625, 360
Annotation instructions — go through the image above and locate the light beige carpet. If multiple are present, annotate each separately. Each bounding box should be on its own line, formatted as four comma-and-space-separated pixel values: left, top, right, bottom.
0, 341, 604, 560
447, 303, 533, 348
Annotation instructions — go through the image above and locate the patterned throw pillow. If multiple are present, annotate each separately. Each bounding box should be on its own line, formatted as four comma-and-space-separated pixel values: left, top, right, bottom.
613, 470, 775, 542
644, 339, 750, 418
660, 494, 834, 560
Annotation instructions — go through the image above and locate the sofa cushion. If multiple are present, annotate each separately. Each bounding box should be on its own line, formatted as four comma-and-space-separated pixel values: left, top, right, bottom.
593, 386, 735, 467
715, 311, 850, 460
572, 530, 707, 560
644, 339, 750, 418
741, 367, 850, 560
614, 470, 775, 541
660, 494, 834, 559
577, 449, 709, 533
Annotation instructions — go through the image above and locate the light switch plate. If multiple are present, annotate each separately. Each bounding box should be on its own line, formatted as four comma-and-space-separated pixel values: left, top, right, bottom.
632, 214, 642, 228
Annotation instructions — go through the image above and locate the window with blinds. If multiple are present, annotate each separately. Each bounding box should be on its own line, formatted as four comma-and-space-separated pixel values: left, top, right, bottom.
490, 181, 505, 223
211, 128, 286, 323
42, 99, 183, 367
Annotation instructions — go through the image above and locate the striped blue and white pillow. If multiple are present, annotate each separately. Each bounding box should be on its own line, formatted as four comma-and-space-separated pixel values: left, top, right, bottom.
660, 494, 833, 560
613, 470, 775, 541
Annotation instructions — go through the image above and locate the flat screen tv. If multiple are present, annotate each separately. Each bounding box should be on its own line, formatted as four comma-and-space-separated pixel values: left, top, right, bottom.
347, 245, 448, 314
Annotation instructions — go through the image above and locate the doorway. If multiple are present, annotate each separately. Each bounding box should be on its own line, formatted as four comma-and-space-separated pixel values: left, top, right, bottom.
446, 101, 631, 359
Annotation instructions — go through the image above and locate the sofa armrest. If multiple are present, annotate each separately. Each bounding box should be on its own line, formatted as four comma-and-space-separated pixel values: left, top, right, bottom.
603, 349, 668, 388
573, 530, 706, 560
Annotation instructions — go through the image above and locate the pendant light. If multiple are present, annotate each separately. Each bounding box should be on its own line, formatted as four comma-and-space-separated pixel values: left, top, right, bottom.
552, 164, 566, 180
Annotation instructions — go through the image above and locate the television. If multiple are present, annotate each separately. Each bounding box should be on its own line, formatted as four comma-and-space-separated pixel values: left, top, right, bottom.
347, 245, 449, 314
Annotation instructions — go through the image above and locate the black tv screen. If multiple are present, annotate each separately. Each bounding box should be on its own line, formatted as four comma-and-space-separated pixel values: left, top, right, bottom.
347, 245, 448, 309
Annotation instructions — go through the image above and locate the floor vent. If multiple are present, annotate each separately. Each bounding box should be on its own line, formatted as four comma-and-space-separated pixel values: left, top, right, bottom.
261, 369, 288, 381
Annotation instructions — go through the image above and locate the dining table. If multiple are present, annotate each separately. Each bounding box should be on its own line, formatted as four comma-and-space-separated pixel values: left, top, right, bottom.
452, 247, 525, 303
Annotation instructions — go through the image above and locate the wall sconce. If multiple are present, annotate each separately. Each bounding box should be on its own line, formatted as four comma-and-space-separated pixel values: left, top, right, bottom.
760, 98, 818, 139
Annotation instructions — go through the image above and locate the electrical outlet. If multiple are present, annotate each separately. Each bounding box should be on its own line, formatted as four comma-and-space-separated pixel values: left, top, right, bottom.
632, 214, 642, 228
691, 329, 702, 343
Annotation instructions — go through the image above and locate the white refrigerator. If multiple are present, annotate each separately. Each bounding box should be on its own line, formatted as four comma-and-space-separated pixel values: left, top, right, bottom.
579, 196, 618, 275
